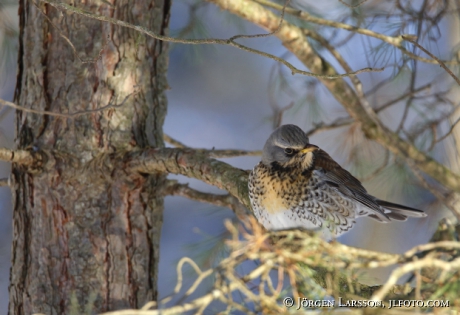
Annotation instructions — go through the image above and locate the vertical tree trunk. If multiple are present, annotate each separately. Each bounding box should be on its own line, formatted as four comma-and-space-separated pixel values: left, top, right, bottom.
9, 0, 170, 313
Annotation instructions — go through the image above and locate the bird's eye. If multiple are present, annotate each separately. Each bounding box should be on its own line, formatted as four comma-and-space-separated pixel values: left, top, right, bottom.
284, 148, 294, 155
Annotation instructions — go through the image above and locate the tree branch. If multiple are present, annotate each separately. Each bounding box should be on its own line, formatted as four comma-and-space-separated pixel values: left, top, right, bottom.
371, 257, 460, 301
374, 83, 432, 113
163, 134, 188, 148
254, 0, 458, 65
163, 180, 249, 219
163, 134, 262, 158
0, 89, 138, 118
402, 35, 460, 86
40, 0, 382, 79
0, 148, 38, 165
126, 148, 252, 209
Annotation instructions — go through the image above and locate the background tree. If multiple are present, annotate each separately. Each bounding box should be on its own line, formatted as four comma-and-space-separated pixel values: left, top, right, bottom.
0, 0, 459, 314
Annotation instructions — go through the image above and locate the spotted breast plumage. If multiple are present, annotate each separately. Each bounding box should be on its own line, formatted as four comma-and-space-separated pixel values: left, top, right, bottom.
248, 124, 426, 239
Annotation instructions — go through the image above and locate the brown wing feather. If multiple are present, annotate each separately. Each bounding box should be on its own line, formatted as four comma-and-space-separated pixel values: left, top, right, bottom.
313, 149, 390, 222
314, 149, 368, 193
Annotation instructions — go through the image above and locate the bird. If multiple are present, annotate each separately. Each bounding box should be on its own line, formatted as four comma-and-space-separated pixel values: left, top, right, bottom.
248, 124, 426, 239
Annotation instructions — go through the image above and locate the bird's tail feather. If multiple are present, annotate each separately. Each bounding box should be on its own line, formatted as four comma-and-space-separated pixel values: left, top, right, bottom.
377, 200, 427, 218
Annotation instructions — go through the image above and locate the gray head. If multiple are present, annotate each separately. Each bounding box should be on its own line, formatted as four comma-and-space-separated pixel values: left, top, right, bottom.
261, 124, 318, 169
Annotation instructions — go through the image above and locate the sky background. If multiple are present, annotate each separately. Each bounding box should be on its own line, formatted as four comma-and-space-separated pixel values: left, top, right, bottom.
0, 0, 458, 313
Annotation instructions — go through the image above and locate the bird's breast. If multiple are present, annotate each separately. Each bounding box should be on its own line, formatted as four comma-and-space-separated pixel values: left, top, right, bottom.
250, 163, 308, 214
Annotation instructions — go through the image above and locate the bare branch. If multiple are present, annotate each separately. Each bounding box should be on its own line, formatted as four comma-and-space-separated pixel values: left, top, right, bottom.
254, 0, 457, 65
305, 117, 353, 137
304, 29, 367, 104
403, 241, 460, 259
163, 134, 188, 148
402, 35, 460, 86
338, 0, 370, 8
0, 89, 137, 118
163, 134, 261, 158
207, 149, 262, 158
33, 0, 110, 64
406, 160, 460, 220
40, 0, 383, 79
358, 149, 390, 182
375, 83, 432, 113
0, 148, 37, 165
371, 257, 460, 301
126, 148, 252, 209
270, 101, 294, 129
435, 117, 460, 144
164, 180, 249, 219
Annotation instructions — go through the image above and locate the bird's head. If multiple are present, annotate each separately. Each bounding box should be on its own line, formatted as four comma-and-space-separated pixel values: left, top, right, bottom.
261, 124, 319, 171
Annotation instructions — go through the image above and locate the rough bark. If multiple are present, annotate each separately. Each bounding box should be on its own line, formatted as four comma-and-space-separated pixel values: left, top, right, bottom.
9, 0, 170, 314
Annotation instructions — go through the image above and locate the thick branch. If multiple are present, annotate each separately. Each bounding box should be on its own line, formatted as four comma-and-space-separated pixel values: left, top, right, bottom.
126, 148, 252, 209
0, 148, 38, 166
1, 146, 251, 210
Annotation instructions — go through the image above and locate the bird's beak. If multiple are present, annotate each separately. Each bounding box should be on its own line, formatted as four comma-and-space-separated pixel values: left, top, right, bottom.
300, 144, 318, 154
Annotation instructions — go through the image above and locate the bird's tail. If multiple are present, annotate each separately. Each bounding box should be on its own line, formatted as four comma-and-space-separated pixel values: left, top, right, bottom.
376, 199, 427, 221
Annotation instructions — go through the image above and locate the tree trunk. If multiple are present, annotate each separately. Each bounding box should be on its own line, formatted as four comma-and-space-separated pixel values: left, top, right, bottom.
9, 0, 170, 313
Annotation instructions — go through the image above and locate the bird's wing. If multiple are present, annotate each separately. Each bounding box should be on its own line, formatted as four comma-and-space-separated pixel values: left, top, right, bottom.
313, 149, 391, 222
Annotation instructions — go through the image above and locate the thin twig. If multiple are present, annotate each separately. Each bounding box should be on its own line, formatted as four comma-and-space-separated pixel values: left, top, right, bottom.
163, 134, 188, 148
338, 0, 369, 8
208, 149, 262, 158
402, 35, 460, 87
435, 117, 460, 144
371, 257, 460, 301
163, 134, 261, 158
375, 83, 432, 113
305, 117, 353, 137
304, 29, 367, 107
271, 101, 294, 129
406, 159, 460, 221
358, 149, 390, 182
0, 89, 138, 118
163, 180, 249, 219
33, 0, 110, 64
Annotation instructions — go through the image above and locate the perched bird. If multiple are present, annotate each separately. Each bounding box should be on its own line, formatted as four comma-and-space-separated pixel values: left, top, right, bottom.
248, 124, 426, 239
